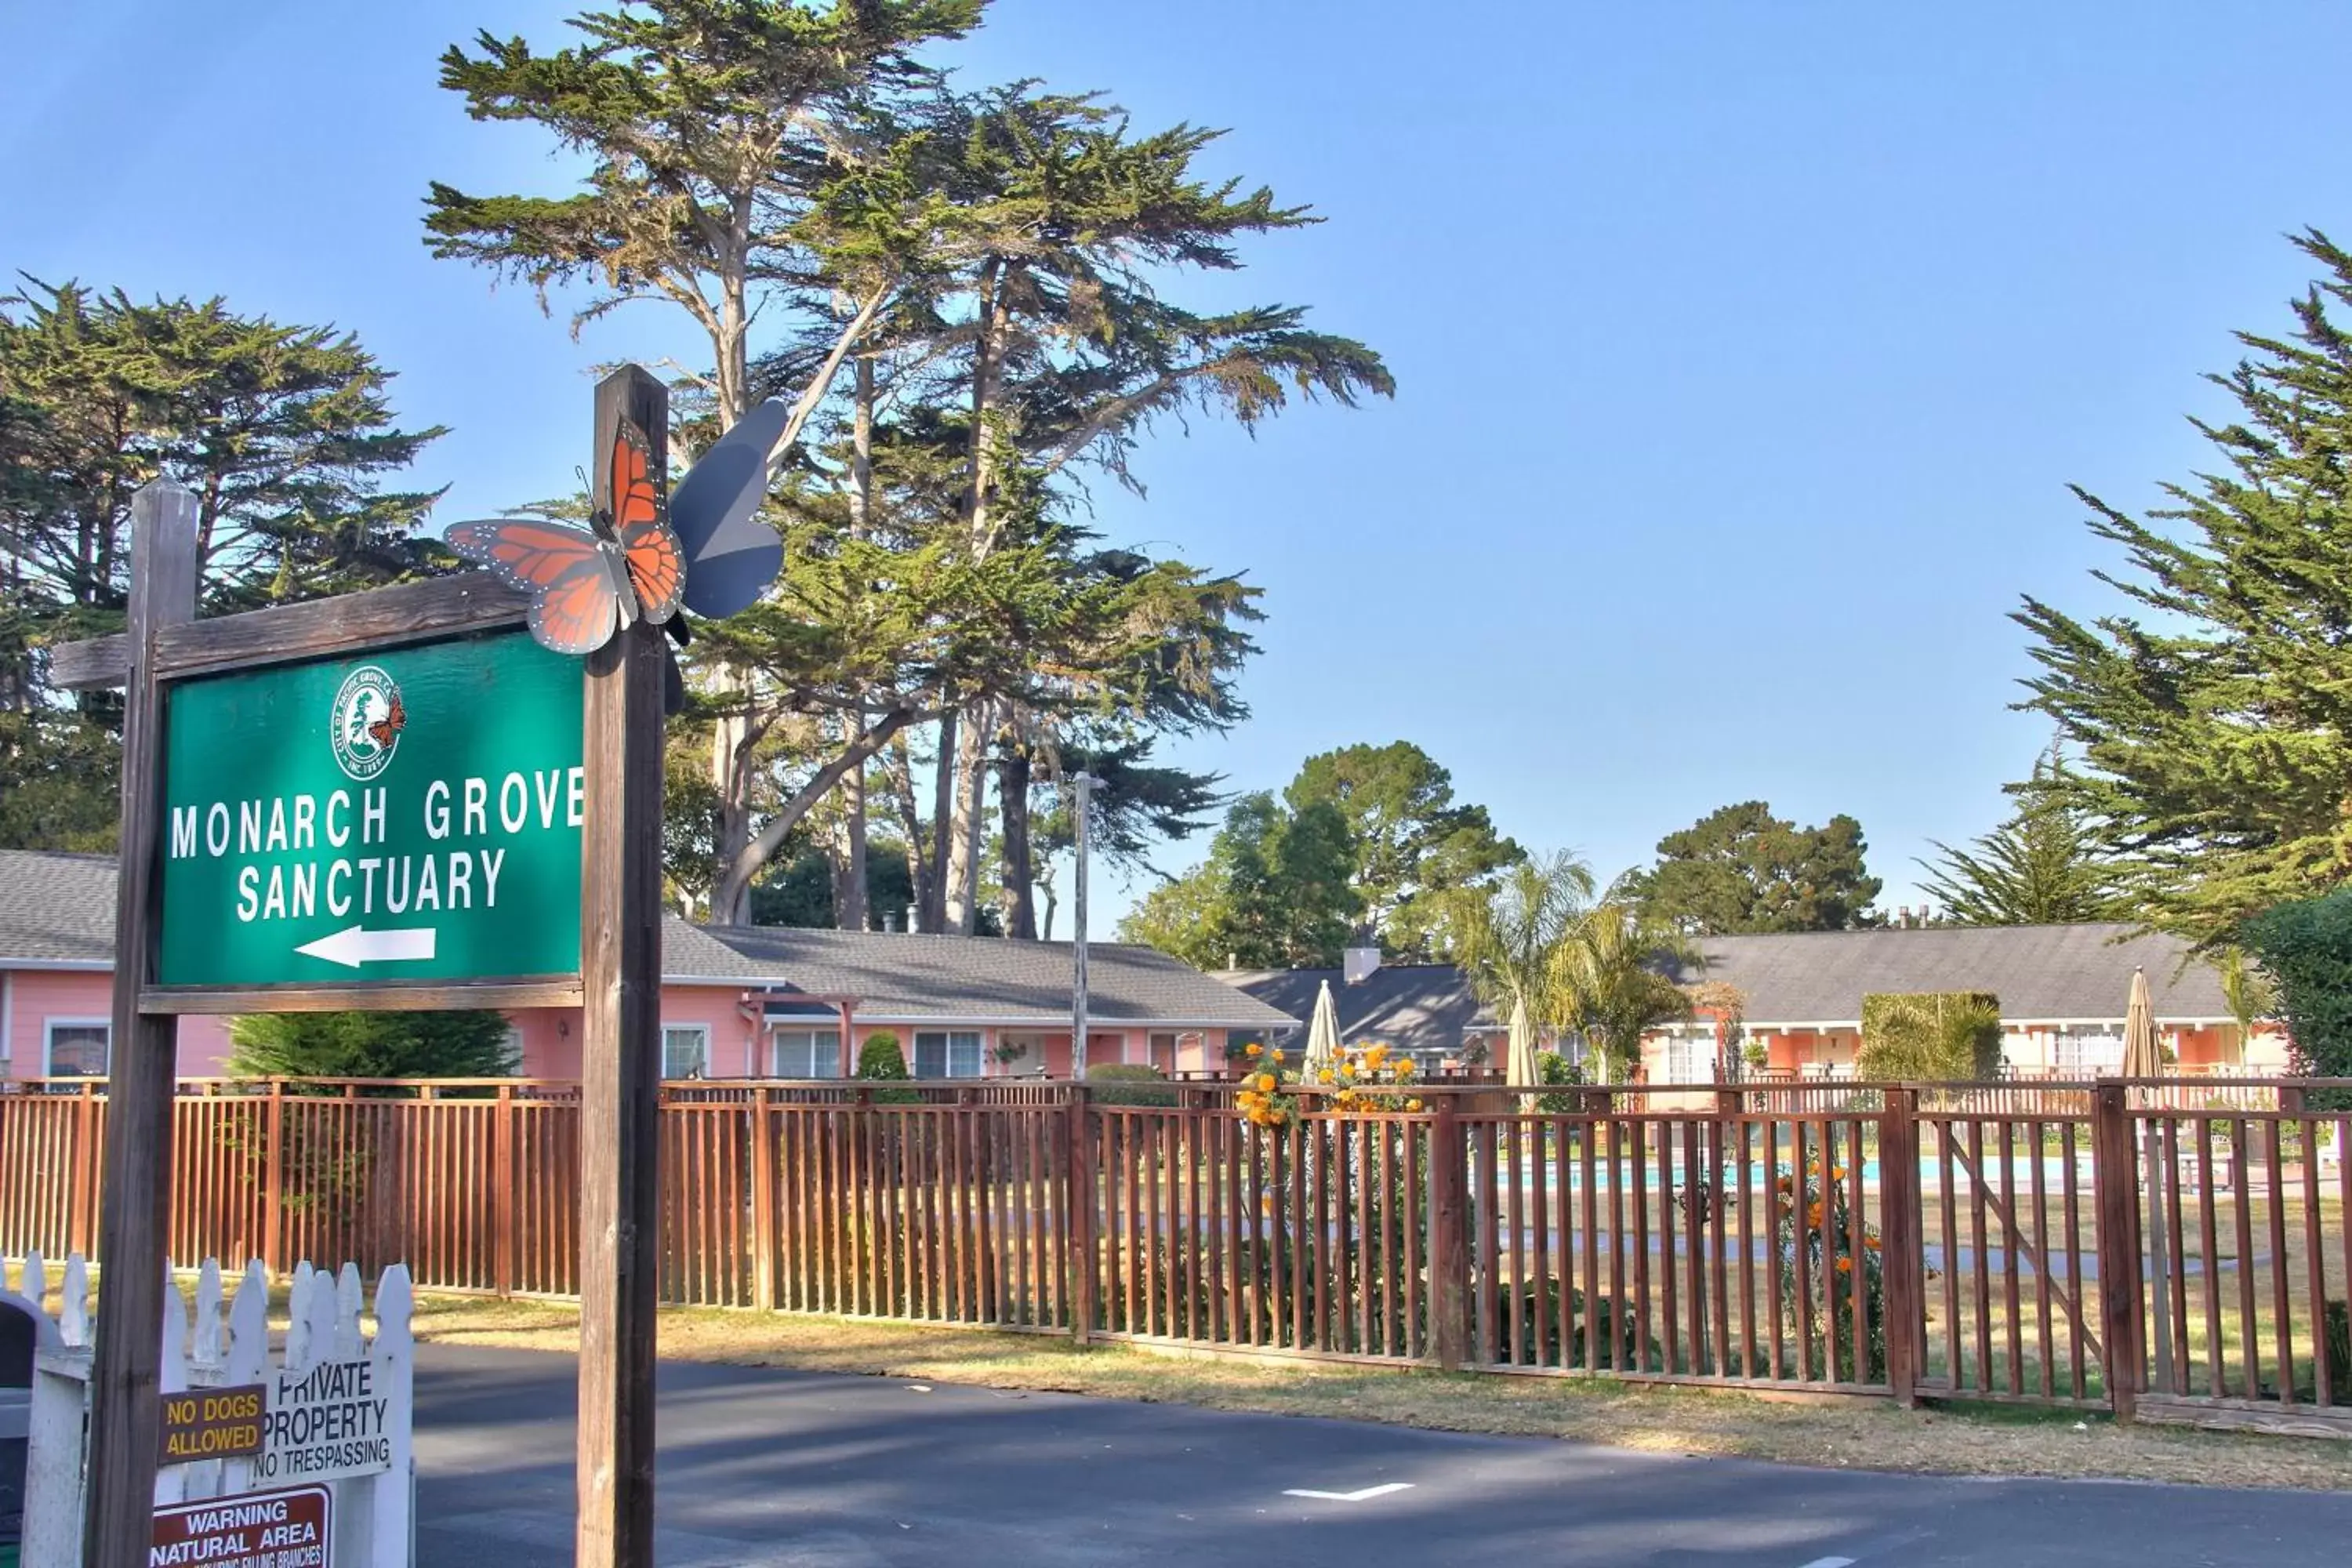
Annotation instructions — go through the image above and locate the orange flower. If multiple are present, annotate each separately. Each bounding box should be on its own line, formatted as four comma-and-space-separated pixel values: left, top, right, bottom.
1246, 1043, 1264, 1057
1406, 1098, 1425, 1112
1835, 1256, 1853, 1275
1272, 1048, 1287, 1064
1863, 1234, 1881, 1251
1254, 1073, 1276, 1093
1806, 1201, 1824, 1227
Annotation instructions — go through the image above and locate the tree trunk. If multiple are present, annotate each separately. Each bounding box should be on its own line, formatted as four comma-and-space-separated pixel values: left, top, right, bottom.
708, 688, 757, 924
924, 706, 956, 933
942, 698, 990, 934
837, 353, 875, 933
711, 708, 919, 923
966, 259, 1003, 552
885, 731, 927, 929
997, 746, 1035, 939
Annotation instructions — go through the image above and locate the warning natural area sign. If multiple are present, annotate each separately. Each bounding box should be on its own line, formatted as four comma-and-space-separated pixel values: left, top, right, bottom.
151, 1484, 329, 1567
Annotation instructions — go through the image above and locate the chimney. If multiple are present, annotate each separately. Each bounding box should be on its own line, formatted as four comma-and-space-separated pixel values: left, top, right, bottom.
1344, 946, 1381, 985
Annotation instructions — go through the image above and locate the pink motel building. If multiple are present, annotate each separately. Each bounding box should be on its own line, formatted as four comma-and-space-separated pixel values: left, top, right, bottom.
0, 851, 1296, 1083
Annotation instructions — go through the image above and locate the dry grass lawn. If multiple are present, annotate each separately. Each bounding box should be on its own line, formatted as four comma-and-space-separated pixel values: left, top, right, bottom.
408, 1294, 2352, 1492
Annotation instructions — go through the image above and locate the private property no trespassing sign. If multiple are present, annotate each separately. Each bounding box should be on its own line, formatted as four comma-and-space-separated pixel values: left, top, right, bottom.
249, 1358, 394, 1486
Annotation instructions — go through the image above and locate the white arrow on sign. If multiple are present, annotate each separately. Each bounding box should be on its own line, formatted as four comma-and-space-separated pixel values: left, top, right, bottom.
1282, 1483, 1414, 1503
295, 926, 437, 969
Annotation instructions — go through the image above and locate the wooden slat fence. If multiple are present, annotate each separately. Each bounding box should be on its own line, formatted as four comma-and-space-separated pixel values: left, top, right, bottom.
2, 1076, 2344, 1430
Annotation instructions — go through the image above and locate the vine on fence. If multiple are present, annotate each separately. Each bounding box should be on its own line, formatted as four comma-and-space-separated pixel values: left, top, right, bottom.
1773, 1148, 1884, 1380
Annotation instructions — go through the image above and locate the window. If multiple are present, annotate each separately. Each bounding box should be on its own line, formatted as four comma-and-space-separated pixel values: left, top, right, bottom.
913, 1030, 982, 1079
2056, 1028, 2122, 1073
661, 1025, 710, 1080
1664, 1029, 1715, 1083
1148, 1032, 1179, 1073
45, 1021, 110, 1079
770, 1027, 841, 1079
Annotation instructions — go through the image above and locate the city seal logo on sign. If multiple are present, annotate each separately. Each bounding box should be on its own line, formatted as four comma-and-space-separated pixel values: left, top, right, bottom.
328, 665, 406, 782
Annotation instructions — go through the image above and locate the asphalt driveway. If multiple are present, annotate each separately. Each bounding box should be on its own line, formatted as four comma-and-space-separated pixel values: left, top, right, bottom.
413, 1343, 2352, 1566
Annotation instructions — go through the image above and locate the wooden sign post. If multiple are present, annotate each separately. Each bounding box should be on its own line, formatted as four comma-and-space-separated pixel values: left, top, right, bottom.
54, 367, 672, 1567
576, 366, 668, 1564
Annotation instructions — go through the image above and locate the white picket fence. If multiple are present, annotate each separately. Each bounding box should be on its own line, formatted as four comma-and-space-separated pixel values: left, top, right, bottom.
2, 1250, 413, 1566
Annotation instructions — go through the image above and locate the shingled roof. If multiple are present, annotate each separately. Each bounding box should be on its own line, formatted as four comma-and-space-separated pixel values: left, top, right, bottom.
0, 849, 1291, 1028
1663, 924, 2234, 1025
667, 920, 1298, 1028
1220, 964, 1501, 1058
0, 850, 118, 967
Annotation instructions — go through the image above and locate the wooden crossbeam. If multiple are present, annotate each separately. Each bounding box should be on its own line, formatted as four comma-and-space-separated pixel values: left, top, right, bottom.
48, 572, 529, 691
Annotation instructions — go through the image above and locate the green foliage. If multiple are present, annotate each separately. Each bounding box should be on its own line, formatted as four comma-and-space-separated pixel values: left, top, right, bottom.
1918, 749, 2125, 927
1086, 1063, 1177, 1106
1428, 849, 1593, 1039
857, 1031, 909, 1079
1118, 791, 1360, 968
1285, 742, 1522, 957
2241, 891, 2352, 1083
1626, 800, 1881, 935
1534, 1050, 1585, 1114
2016, 230, 2352, 945
1856, 993, 2003, 1080
429, 9, 1390, 924
1554, 896, 1696, 1080
0, 281, 448, 851
226, 1012, 517, 1082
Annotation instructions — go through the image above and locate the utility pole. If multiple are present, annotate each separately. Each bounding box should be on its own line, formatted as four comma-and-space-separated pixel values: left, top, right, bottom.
1071, 771, 1094, 1081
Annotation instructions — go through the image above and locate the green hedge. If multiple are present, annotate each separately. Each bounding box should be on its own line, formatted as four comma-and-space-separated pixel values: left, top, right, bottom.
1856, 992, 2001, 1080
1087, 1063, 1178, 1106
2242, 891, 2352, 1084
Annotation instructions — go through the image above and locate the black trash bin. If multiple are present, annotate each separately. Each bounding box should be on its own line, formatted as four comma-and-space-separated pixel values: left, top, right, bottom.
0, 1294, 38, 1567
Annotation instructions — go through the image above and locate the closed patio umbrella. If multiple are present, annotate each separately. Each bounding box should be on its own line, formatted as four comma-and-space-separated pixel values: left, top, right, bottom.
1506, 993, 1541, 1096
1305, 978, 1341, 1073
2122, 967, 2162, 1077
2121, 965, 2172, 1386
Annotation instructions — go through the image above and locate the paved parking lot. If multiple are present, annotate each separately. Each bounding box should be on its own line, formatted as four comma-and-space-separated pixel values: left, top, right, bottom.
415, 1344, 2352, 1566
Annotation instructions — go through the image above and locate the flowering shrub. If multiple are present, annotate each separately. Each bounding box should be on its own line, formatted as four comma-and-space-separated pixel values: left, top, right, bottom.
1234, 1041, 1424, 1127
1773, 1147, 1886, 1380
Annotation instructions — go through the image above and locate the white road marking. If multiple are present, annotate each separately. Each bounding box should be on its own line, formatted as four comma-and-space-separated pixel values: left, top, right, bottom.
1796, 1557, 1857, 1568
1283, 1483, 1414, 1503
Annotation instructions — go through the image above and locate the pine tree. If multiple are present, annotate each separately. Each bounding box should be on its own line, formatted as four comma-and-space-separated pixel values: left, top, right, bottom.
1284, 741, 1521, 956
1918, 749, 2125, 926
2016, 229, 2352, 944
0, 282, 447, 851
1624, 801, 1881, 935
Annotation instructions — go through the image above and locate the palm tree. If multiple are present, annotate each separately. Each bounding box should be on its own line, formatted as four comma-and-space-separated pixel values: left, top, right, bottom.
1554, 888, 1697, 1083
1428, 851, 1595, 1051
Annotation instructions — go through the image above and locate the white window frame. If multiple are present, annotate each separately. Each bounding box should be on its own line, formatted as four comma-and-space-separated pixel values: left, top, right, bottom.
913, 1029, 982, 1080
1664, 1026, 1716, 1084
43, 1018, 112, 1079
662, 1024, 711, 1081
768, 1025, 842, 1079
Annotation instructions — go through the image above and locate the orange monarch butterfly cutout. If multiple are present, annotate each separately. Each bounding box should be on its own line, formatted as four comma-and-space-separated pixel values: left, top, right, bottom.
447, 419, 685, 656
365, 691, 406, 751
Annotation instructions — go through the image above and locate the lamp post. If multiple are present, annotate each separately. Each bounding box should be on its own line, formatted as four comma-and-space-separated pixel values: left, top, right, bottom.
1071, 771, 1095, 1082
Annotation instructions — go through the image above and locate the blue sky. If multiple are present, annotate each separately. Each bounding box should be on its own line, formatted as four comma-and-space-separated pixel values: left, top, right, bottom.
11, 2, 2352, 927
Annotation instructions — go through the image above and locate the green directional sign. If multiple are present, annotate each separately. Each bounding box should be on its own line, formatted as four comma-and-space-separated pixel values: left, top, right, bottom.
157, 630, 584, 988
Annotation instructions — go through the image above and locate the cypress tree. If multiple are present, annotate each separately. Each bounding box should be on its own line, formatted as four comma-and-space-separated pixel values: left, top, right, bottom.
2017, 230, 2352, 943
